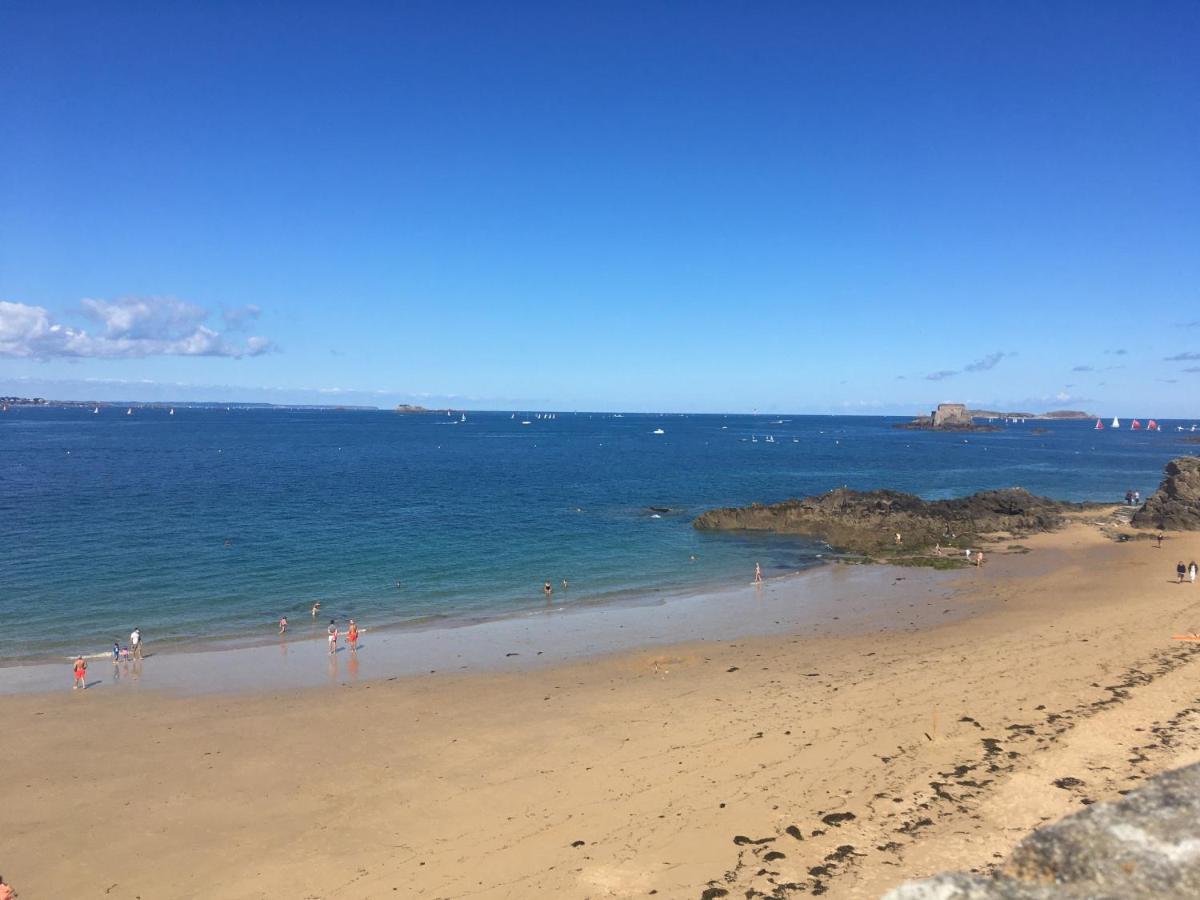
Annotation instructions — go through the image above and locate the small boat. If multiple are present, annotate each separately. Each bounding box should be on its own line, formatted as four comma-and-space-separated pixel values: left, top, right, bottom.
652, 428, 665, 435
460, 413, 466, 423
1147, 419, 1158, 431
1131, 419, 1142, 430
1094, 418, 1104, 430
751, 435, 758, 443
126, 408, 133, 416
510, 413, 515, 419
93, 407, 99, 414
765, 435, 775, 443
169, 408, 175, 416
521, 420, 532, 426
1112, 417, 1120, 428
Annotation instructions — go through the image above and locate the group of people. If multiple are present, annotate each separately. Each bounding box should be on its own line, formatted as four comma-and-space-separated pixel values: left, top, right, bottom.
543, 579, 568, 597
1176, 560, 1198, 584
326, 618, 360, 654
1123, 489, 1142, 506
294, 601, 362, 654
72, 627, 143, 690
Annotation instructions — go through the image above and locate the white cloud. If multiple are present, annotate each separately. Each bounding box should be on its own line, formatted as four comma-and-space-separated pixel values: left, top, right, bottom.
0, 297, 275, 359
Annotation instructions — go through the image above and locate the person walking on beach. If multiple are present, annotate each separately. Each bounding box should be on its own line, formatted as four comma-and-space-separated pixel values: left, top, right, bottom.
72, 655, 87, 690
1190, 560, 1198, 584
1157, 533, 1165, 549
754, 562, 763, 585
130, 627, 142, 660
279, 616, 288, 635
347, 619, 359, 652
1177, 561, 1187, 584
327, 619, 338, 653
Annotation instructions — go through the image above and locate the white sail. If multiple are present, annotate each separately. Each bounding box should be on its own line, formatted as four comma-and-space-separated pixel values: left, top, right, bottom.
1112, 418, 1120, 428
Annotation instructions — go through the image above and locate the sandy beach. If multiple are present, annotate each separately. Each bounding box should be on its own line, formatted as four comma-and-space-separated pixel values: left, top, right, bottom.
6, 512, 1200, 899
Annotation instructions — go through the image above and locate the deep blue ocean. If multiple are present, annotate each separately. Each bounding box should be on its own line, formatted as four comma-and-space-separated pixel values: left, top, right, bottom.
3, 407, 1196, 662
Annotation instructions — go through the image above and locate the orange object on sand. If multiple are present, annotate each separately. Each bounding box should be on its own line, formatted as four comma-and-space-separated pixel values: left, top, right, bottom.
1171, 635, 1200, 642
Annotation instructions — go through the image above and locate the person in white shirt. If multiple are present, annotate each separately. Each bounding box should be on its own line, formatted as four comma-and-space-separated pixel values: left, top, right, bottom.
130, 627, 142, 659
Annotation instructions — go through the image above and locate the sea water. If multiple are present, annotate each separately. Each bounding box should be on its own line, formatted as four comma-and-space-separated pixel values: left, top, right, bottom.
2, 408, 1193, 662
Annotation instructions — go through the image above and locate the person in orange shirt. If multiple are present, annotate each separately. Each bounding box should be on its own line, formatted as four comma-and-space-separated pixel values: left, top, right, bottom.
347, 619, 359, 652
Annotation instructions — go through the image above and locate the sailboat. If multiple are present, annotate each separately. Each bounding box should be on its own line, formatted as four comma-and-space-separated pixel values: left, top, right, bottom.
169, 408, 175, 416
93, 407, 99, 414
460, 413, 466, 423
126, 408, 133, 416
1094, 418, 1104, 430
1131, 419, 1142, 430
1111, 417, 1120, 428
1147, 419, 1158, 431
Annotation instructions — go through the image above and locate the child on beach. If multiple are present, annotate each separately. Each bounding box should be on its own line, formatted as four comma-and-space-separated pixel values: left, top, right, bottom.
327, 619, 338, 653
347, 619, 359, 652
112, 641, 121, 663
72, 656, 87, 690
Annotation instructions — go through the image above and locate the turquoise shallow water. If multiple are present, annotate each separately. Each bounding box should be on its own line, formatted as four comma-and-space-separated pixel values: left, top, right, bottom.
2, 407, 1194, 661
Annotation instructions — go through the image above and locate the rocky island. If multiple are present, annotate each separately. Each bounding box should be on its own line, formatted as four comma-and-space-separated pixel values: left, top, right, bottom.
895, 403, 1003, 432
694, 486, 1086, 555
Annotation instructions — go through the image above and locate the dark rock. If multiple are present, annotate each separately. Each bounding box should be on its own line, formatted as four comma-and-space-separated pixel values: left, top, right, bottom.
694, 487, 1084, 554
1132, 457, 1200, 531
882, 762, 1200, 898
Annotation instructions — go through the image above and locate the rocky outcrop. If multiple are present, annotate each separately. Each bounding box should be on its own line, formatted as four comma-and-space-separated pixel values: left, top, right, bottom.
882, 762, 1200, 899
1132, 457, 1200, 530
693, 488, 1080, 554
896, 403, 1002, 432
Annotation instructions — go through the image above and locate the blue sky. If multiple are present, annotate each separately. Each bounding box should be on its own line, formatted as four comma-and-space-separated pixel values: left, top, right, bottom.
1, 1, 1197, 414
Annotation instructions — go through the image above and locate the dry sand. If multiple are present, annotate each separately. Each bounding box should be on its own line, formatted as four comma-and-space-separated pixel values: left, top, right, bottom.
5, 513, 1200, 899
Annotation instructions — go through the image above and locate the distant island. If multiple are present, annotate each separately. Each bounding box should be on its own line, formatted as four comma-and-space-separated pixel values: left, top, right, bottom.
0, 397, 379, 411
394, 404, 432, 413
896, 403, 1002, 432
969, 409, 1093, 420
896, 403, 1094, 432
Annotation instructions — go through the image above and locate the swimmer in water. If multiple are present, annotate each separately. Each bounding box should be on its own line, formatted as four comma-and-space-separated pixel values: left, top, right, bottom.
312, 601, 321, 618
543, 581, 553, 598
561, 578, 568, 590
279, 616, 288, 635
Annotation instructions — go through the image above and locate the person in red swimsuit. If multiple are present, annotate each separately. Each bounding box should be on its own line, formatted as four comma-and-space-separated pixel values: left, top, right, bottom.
347, 619, 359, 652
72, 656, 87, 690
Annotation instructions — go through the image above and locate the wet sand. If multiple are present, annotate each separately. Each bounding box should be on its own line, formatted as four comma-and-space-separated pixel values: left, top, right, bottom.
5, 514, 1200, 899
